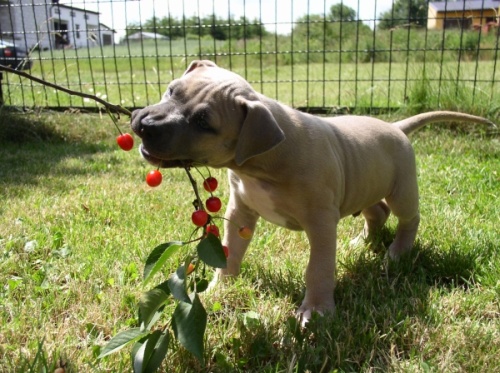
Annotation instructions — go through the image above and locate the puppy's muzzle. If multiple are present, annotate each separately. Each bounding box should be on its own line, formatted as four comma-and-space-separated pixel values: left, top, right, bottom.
130, 107, 193, 169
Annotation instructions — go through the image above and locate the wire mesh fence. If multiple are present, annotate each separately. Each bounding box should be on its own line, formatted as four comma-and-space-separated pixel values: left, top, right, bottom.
0, 0, 499, 114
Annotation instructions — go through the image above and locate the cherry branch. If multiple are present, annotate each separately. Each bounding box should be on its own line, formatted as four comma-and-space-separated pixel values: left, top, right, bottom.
0, 64, 131, 117
184, 167, 204, 212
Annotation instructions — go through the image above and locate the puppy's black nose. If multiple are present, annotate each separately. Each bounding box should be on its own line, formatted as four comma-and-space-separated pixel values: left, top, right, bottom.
130, 108, 145, 137
131, 108, 141, 122
130, 104, 186, 139
131, 107, 163, 138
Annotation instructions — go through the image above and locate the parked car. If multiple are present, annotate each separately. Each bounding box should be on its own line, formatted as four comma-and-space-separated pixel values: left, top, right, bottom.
0, 40, 32, 70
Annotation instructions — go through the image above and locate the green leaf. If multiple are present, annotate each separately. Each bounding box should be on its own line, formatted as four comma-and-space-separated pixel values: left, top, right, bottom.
195, 278, 209, 293
212, 302, 222, 312
144, 331, 170, 372
131, 339, 145, 362
196, 234, 227, 268
133, 331, 161, 373
98, 328, 149, 359
139, 288, 170, 331
168, 265, 190, 303
144, 310, 164, 332
172, 293, 207, 363
143, 241, 184, 284
133, 330, 170, 373
242, 311, 261, 328
154, 280, 171, 295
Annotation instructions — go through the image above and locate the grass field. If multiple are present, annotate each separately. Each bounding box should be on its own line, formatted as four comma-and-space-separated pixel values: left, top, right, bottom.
0, 109, 499, 372
2, 39, 500, 113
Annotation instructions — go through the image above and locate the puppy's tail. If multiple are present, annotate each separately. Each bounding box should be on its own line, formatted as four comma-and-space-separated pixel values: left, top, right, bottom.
394, 111, 496, 136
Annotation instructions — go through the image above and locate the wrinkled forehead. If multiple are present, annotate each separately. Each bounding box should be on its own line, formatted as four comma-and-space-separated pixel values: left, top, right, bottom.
184, 64, 240, 81
173, 66, 255, 99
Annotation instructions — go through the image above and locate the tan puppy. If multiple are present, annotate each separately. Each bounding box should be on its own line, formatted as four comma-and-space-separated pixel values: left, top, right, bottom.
131, 60, 494, 323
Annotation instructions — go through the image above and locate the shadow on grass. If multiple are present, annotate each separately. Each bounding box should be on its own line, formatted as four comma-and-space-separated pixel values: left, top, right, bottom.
238, 230, 485, 372
0, 110, 112, 186
2, 111, 60, 144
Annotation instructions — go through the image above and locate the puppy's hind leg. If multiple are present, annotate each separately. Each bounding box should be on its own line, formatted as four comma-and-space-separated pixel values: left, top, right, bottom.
350, 201, 391, 247
385, 178, 420, 260
362, 201, 391, 239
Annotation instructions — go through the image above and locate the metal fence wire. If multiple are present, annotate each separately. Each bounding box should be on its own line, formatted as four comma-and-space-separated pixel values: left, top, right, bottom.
0, 0, 499, 114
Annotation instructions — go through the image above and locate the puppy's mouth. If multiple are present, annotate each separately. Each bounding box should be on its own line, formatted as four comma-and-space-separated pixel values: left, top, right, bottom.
139, 145, 193, 169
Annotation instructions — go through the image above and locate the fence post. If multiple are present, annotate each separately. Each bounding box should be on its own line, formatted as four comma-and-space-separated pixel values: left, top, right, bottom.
0, 72, 3, 105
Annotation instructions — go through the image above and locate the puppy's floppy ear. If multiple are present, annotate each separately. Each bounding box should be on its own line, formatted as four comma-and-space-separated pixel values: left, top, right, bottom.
234, 99, 285, 166
183, 60, 218, 76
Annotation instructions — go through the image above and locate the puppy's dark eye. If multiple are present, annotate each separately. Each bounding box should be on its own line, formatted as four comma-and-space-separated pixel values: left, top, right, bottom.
161, 87, 174, 102
191, 110, 213, 132
197, 119, 211, 130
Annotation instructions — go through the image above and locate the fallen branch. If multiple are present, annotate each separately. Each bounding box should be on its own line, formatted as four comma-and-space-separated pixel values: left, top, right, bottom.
0, 64, 131, 116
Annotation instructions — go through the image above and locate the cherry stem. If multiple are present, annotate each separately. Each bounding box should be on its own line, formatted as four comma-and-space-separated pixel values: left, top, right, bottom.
186, 225, 206, 244
107, 108, 123, 135
193, 166, 214, 196
184, 167, 204, 212
194, 166, 212, 180
204, 167, 212, 179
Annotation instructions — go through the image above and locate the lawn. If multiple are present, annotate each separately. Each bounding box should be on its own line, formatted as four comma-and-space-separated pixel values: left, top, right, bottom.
0, 109, 498, 372
2, 39, 500, 113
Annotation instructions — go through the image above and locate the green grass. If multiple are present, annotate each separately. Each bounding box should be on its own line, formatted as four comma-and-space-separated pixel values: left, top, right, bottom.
0, 110, 499, 372
2, 38, 500, 113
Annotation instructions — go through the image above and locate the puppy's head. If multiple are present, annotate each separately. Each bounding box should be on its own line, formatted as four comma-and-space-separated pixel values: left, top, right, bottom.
131, 60, 285, 169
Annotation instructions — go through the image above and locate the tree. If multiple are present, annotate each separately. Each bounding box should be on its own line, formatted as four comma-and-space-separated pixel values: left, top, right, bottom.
293, 4, 369, 43
329, 3, 357, 22
126, 14, 267, 41
378, 0, 428, 29
205, 14, 227, 40
125, 16, 186, 38
228, 16, 268, 40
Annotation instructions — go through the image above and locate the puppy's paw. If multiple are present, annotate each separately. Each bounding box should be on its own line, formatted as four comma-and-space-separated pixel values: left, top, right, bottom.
387, 242, 413, 261
206, 268, 238, 293
296, 307, 323, 327
206, 269, 222, 293
349, 233, 366, 247
296, 300, 335, 327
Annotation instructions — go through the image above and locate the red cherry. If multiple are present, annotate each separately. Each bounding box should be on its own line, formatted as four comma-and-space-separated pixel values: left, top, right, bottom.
192, 210, 209, 227
186, 263, 195, 275
203, 177, 218, 192
238, 226, 253, 240
205, 224, 220, 237
146, 170, 162, 187
222, 245, 229, 258
116, 133, 134, 151
205, 196, 222, 213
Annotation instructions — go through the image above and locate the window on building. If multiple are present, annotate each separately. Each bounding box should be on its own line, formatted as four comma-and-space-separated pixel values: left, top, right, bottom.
103, 34, 112, 45
76, 24, 80, 39
443, 17, 472, 29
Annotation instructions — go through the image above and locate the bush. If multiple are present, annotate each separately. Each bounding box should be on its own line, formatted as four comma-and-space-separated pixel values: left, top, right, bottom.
215, 27, 499, 66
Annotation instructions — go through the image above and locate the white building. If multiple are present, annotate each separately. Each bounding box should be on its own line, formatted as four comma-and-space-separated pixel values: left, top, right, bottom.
0, 0, 114, 50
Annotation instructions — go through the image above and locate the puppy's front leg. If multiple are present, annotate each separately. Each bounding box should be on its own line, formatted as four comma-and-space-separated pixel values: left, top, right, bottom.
297, 209, 339, 324
221, 190, 259, 276
209, 176, 258, 291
